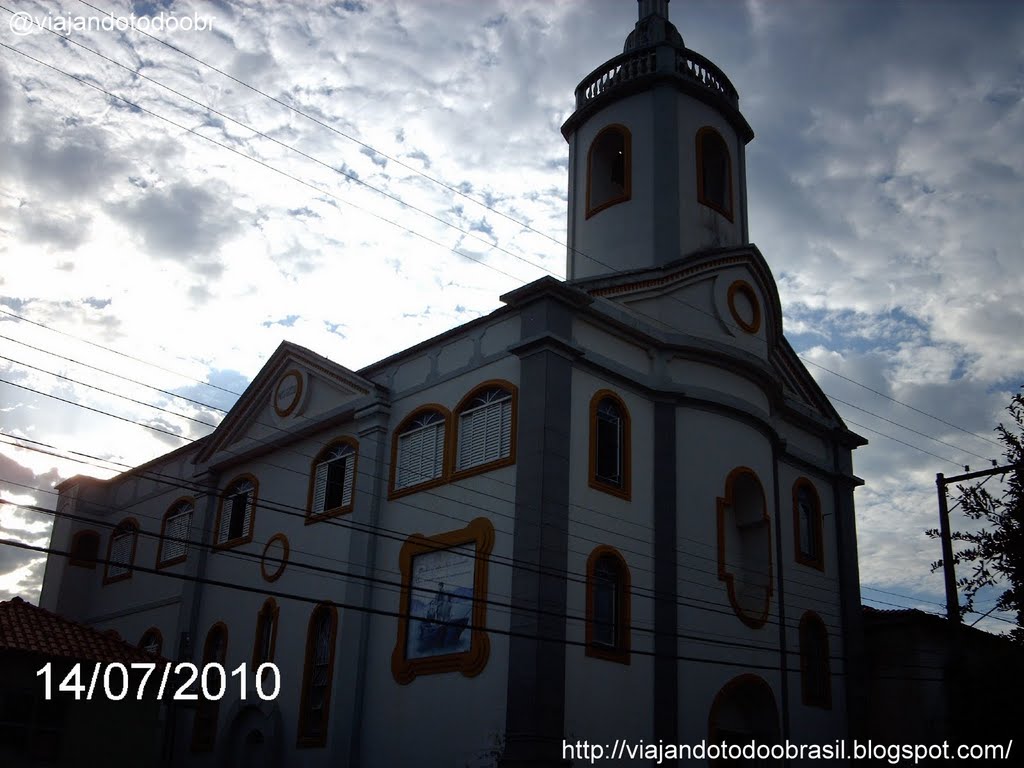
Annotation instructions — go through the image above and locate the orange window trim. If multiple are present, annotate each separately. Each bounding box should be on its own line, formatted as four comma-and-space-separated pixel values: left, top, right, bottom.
391, 517, 494, 684
102, 517, 139, 586
305, 436, 359, 524
587, 389, 632, 500
260, 533, 290, 583
715, 466, 773, 629
252, 598, 280, 668
156, 495, 195, 569
726, 279, 762, 334
585, 123, 633, 219
191, 621, 228, 752
707, 673, 779, 744
450, 380, 518, 483
213, 473, 259, 550
584, 545, 632, 664
695, 126, 734, 222
388, 404, 452, 500
296, 603, 339, 749
793, 477, 825, 570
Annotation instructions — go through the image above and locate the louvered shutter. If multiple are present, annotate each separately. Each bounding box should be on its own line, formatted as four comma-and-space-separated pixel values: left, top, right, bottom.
458, 408, 486, 469
218, 500, 232, 543
242, 492, 253, 538
312, 461, 328, 513
163, 509, 191, 562
396, 415, 445, 489
109, 531, 132, 577
428, 421, 444, 479
458, 396, 511, 470
396, 429, 417, 489
500, 398, 512, 458
342, 454, 355, 507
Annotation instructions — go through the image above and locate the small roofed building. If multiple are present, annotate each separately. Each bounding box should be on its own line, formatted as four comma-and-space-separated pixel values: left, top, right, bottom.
863, 606, 1024, 756
0, 596, 166, 767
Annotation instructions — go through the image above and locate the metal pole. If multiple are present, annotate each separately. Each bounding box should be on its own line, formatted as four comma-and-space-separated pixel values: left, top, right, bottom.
935, 473, 961, 622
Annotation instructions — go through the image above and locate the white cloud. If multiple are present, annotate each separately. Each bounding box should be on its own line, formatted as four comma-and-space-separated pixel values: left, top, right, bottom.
0, 0, 1021, 631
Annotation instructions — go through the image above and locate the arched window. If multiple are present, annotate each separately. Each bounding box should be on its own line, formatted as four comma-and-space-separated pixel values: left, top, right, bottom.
252, 598, 279, 668
586, 124, 632, 218
696, 126, 733, 220
308, 439, 357, 521
139, 627, 163, 656
453, 382, 516, 477
799, 612, 832, 708
69, 529, 100, 568
103, 518, 139, 585
793, 478, 824, 570
216, 474, 258, 547
708, 674, 780, 753
716, 468, 772, 627
589, 390, 631, 499
192, 622, 228, 751
391, 407, 449, 495
157, 497, 194, 567
298, 603, 338, 748
585, 546, 630, 663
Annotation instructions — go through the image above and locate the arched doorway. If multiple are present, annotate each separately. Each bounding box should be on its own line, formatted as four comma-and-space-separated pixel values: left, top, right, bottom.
708, 674, 780, 765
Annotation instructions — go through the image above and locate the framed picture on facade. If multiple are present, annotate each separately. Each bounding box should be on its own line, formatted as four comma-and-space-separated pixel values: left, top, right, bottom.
391, 517, 494, 684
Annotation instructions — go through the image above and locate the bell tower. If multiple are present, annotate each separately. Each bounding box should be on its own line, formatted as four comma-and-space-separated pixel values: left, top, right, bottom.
562, 0, 754, 280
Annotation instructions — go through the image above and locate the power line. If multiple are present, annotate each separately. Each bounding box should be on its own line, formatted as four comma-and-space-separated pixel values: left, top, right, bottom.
0, 7, 998, 468
8, 495, 858, 660
0, 429, 844, 632
0, 516, 958, 678
0, 527, 861, 675
0, 350, 854, 603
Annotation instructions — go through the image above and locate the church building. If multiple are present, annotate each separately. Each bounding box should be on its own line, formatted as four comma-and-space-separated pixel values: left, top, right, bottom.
40, 1, 866, 765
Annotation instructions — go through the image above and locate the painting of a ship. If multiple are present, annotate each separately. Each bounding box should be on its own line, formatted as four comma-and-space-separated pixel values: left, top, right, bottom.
407, 544, 475, 659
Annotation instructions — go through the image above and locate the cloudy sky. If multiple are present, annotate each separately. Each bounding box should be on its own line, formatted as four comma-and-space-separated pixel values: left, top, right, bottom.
1, 0, 1022, 634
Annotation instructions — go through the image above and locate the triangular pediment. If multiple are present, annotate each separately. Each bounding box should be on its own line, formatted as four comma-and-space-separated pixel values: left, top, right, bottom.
574, 247, 782, 360
572, 247, 856, 433
196, 341, 383, 467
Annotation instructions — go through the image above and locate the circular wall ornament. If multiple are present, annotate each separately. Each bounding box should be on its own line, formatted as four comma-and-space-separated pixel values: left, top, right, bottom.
273, 369, 305, 418
727, 280, 761, 334
261, 533, 290, 583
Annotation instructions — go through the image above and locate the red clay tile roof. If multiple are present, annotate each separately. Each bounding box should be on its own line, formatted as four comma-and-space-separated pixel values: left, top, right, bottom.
0, 596, 164, 663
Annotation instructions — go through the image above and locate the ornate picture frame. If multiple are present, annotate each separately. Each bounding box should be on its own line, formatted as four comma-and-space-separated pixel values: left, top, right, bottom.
391, 517, 494, 684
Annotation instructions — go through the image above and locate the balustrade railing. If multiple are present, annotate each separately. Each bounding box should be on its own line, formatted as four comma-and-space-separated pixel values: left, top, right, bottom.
574, 45, 739, 110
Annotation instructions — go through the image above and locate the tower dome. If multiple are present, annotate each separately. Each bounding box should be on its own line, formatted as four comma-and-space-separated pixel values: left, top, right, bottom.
562, 0, 754, 280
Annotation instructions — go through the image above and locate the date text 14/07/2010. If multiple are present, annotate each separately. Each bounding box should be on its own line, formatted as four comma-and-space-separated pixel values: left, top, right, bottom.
36, 662, 281, 702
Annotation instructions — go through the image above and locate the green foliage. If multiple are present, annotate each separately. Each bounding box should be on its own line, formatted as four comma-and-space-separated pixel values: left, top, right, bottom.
927, 388, 1024, 642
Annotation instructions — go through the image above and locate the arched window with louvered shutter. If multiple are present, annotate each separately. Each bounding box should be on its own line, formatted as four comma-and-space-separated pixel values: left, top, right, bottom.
103, 518, 138, 585
158, 497, 194, 567
452, 381, 517, 479
307, 439, 357, 521
216, 474, 258, 548
391, 407, 449, 496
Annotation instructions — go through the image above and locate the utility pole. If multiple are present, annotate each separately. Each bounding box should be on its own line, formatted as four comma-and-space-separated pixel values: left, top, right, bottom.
935, 462, 1022, 622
